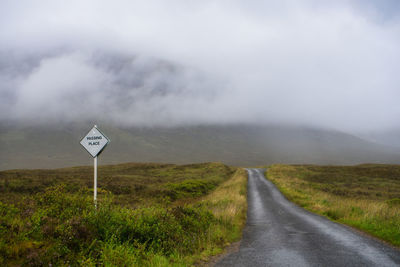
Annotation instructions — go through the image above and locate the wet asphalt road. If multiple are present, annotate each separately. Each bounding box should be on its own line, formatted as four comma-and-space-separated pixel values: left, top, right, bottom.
216, 168, 400, 267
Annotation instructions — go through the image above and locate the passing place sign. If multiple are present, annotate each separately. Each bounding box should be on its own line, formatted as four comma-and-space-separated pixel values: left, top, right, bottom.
80, 125, 110, 157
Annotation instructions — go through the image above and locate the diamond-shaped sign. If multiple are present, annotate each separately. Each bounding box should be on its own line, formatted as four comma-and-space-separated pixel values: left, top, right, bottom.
80, 125, 110, 157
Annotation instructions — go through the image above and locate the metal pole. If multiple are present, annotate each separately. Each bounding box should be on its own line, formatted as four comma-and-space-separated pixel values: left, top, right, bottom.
94, 155, 97, 208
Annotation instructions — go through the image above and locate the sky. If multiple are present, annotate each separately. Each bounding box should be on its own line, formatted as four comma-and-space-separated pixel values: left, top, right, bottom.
0, 0, 399, 133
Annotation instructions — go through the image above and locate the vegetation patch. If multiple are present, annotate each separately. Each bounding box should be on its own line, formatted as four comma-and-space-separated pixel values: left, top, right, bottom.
0, 162, 247, 266
165, 179, 219, 200
0, 162, 234, 206
267, 164, 400, 247
199, 168, 248, 258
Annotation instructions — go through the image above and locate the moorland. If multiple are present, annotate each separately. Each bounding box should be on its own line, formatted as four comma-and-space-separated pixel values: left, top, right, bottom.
0, 162, 247, 266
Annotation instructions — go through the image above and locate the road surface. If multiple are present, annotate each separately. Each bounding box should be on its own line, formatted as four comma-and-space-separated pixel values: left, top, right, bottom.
216, 168, 400, 267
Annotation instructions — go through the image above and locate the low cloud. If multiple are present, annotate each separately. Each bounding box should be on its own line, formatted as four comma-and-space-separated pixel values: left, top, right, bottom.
1, 0, 399, 132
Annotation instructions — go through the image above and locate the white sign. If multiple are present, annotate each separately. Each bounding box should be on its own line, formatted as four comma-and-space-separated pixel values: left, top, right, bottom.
80, 125, 110, 158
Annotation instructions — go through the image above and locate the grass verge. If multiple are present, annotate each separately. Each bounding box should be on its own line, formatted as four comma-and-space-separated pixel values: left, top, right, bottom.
197, 168, 248, 262
267, 164, 400, 247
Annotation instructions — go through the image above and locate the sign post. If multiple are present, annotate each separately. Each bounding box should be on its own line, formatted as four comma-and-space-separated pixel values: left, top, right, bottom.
94, 155, 97, 205
80, 125, 110, 207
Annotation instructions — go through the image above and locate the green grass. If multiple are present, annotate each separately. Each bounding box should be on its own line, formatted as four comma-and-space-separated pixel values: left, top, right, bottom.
267, 164, 400, 246
0, 162, 247, 266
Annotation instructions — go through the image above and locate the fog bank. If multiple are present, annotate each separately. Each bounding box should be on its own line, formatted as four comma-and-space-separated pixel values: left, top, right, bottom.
1, 0, 399, 133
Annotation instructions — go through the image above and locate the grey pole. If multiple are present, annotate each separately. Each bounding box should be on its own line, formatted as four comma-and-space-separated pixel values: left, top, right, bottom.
94, 155, 97, 208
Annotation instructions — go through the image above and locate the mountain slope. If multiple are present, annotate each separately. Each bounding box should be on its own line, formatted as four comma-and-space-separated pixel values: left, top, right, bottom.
0, 123, 399, 170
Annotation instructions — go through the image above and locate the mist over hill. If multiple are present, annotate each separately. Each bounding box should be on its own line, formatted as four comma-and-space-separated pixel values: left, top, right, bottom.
1, 123, 399, 170
2, 1, 400, 133
2, 51, 398, 171
1, 2, 400, 170
361, 128, 400, 149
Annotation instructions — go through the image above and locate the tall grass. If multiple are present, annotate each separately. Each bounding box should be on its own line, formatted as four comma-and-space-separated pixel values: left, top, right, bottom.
267, 164, 400, 246
197, 168, 248, 260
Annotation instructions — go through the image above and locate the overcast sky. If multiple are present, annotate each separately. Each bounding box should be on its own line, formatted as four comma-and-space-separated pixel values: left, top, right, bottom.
0, 0, 399, 132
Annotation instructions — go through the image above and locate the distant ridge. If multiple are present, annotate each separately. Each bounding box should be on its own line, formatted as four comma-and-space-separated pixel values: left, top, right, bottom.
0, 123, 399, 170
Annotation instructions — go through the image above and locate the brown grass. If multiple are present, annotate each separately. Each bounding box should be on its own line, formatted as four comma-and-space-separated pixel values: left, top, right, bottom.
203, 168, 248, 225
190, 168, 248, 263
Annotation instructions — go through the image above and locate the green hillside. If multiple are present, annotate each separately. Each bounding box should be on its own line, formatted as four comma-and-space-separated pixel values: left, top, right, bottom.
1, 123, 400, 170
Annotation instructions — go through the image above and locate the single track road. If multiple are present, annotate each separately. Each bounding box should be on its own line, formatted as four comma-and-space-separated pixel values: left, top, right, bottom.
216, 168, 400, 267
